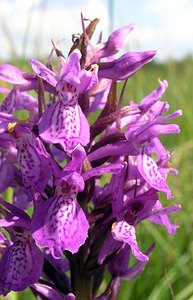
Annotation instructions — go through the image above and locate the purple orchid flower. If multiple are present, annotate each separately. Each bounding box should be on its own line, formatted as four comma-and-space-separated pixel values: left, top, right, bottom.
32, 147, 89, 258
32, 171, 89, 258
101, 156, 180, 263
7, 122, 52, 192
30, 49, 98, 152
0, 199, 43, 296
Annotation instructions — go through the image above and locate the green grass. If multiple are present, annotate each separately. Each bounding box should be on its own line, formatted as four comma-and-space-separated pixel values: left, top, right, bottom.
1, 56, 193, 300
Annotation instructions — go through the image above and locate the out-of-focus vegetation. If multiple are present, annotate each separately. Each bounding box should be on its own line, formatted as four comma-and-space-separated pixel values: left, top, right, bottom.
0, 55, 193, 300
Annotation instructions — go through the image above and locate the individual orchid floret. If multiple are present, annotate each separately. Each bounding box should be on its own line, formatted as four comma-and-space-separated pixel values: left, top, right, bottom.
35, 50, 98, 152
38, 96, 90, 152
122, 80, 182, 198
111, 221, 148, 262
32, 170, 89, 258
7, 122, 52, 192
136, 147, 172, 199
30, 49, 98, 102
0, 199, 43, 296
108, 158, 179, 262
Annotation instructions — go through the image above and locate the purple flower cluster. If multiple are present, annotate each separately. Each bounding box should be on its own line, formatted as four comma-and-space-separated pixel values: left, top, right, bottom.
0, 17, 181, 299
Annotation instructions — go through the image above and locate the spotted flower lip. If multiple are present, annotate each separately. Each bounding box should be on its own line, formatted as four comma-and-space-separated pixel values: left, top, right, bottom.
0, 236, 43, 295
111, 221, 149, 262
0, 199, 43, 295
32, 171, 89, 258
137, 147, 172, 199
38, 99, 90, 153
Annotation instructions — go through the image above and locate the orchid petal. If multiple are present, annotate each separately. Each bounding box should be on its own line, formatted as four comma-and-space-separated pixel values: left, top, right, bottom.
0, 64, 28, 84
0, 237, 43, 295
98, 232, 122, 265
148, 201, 181, 235
32, 283, 64, 300
30, 58, 58, 86
15, 130, 51, 192
0, 161, 14, 193
111, 162, 127, 216
82, 163, 124, 182
112, 221, 148, 262
122, 244, 155, 279
32, 193, 89, 258
98, 51, 156, 80
137, 148, 172, 199
60, 49, 81, 82
39, 101, 90, 152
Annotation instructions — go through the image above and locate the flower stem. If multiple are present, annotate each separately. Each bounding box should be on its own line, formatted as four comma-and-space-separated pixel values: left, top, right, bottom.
70, 260, 93, 300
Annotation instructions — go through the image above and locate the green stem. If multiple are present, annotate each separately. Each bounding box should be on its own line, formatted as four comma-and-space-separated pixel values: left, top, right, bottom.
70, 260, 93, 300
